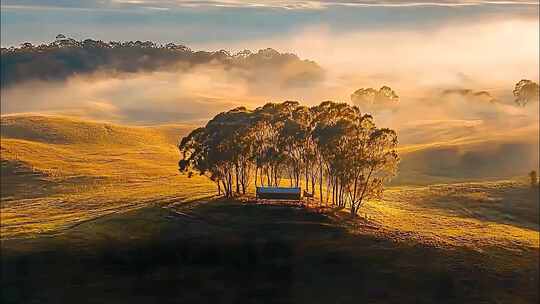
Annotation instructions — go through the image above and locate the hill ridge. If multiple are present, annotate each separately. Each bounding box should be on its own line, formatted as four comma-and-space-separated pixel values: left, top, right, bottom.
0, 114, 194, 146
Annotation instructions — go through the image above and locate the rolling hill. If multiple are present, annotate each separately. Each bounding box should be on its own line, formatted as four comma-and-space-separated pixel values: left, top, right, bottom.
1, 114, 538, 239
1, 114, 538, 303
2, 199, 538, 303
0, 114, 216, 238
394, 119, 539, 185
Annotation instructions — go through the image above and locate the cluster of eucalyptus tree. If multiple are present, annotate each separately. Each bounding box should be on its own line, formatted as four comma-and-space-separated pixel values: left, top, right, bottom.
179, 101, 399, 216
2, 35, 323, 89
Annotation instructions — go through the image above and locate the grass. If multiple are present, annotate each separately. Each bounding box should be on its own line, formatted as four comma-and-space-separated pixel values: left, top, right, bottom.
1, 199, 538, 303
1, 114, 538, 303
1, 115, 538, 247
361, 181, 539, 253
1, 114, 215, 238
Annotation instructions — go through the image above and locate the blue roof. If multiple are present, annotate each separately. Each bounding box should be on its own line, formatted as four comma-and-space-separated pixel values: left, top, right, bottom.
256, 187, 301, 194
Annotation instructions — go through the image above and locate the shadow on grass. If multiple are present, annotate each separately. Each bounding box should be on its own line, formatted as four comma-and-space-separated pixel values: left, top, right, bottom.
1, 199, 538, 303
406, 184, 539, 231
0, 159, 57, 200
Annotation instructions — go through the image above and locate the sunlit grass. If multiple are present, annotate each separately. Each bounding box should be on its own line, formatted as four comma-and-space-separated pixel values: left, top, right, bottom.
0, 115, 214, 238
1, 114, 538, 259
363, 185, 539, 251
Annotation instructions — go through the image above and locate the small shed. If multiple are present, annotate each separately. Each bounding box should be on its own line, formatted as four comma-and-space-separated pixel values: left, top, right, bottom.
256, 187, 301, 200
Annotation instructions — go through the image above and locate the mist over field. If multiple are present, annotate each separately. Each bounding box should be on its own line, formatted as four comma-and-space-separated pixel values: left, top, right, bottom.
2, 11, 538, 181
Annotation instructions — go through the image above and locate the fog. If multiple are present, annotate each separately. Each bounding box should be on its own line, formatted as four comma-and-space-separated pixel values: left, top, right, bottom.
1, 61, 325, 124
1, 14, 538, 174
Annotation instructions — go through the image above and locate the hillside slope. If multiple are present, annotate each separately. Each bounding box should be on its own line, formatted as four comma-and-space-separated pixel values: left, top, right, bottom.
0, 114, 215, 238
2, 200, 538, 303
394, 120, 539, 185
1, 114, 195, 144
1, 114, 538, 240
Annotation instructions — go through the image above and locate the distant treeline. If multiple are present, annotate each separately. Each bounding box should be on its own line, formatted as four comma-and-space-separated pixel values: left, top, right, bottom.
1, 35, 324, 88
179, 101, 399, 216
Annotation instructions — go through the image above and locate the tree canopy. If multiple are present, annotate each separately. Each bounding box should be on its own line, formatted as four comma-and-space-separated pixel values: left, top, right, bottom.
179, 101, 399, 216
513, 79, 539, 107
350, 86, 399, 112
1, 35, 324, 88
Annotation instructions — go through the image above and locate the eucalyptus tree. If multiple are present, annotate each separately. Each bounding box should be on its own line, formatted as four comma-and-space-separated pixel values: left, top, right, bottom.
2, 37, 324, 89
251, 101, 301, 187
310, 101, 362, 205
179, 100, 399, 215
345, 127, 398, 216
179, 106, 255, 197
513, 79, 539, 107
310, 102, 398, 215
350, 86, 399, 114
291, 105, 317, 194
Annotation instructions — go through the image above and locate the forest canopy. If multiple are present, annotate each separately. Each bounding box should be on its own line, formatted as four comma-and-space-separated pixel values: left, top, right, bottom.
1, 35, 324, 88
513, 79, 540, 107
351, 86, 399, 112
179, 101, 399, 216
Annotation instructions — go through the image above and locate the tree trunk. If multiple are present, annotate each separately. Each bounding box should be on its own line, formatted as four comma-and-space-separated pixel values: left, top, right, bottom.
355, 167, 374, 216
254, 167, 258, 188
311, 173, 316, 198
305, 165, 309, 193
289, 170, 293, 187
228, 171, 233, 197
319, 162, 323, 205
325, 172, 331, 205
241, 163, 246, 194
235, 165, 240, 194
332, 178, 336, 206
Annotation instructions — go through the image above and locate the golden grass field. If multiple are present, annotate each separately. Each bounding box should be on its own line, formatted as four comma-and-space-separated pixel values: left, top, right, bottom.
1, 114, 538, 303
362, 182, 538, 254
1, 114, 538, 254
1, 115, 216, 238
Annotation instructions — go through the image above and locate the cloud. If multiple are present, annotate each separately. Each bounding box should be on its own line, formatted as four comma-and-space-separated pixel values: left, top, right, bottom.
1, 0, 538, 11
109, 1, 540, 10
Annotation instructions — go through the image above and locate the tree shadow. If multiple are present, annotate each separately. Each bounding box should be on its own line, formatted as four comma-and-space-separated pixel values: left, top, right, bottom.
1, 199, 538, 303
401, 183, 539, 231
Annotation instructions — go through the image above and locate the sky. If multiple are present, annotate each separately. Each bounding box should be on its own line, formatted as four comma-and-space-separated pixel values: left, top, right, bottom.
2, 1, 538, 47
